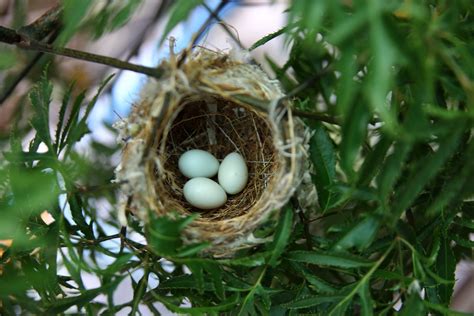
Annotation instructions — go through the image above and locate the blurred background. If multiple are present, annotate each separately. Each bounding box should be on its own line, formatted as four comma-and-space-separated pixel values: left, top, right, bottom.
0, 0, 473, 314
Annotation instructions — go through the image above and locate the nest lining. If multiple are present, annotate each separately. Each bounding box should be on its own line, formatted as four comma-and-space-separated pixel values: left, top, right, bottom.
157, 95, 278, 221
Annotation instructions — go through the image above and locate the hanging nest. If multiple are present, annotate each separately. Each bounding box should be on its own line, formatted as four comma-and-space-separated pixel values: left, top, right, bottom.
114, 48, 308, 256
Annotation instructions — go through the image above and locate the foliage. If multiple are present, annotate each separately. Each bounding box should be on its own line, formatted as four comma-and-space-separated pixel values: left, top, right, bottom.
1, 0, 474, 315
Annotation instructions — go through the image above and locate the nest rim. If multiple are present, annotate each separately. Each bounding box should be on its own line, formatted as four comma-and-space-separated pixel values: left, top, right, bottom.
153, 93, 282, 224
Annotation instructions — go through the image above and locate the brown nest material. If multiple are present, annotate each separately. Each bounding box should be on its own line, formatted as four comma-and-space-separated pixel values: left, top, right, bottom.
114, 48, 308, 256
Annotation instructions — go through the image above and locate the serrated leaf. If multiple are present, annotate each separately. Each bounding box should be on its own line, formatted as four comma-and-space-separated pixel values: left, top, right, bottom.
59, 91, 85, 152
268, 206, 293, 266
29, 74, 53, 152
250, 25, 290, 51
161, 0, 203, 44
146, 214, 197, 256
64, 75, 114, 149
309, 123, 338, 210
204, 262, 225, 300
287, 250, 374, 268
54, 82, 74, 153
187, 263, 204, 294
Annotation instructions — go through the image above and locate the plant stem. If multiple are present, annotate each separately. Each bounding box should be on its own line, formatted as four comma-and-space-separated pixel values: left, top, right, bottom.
329, 241, 396, 315
0, 25, 164, 79
177, 0, 230, 66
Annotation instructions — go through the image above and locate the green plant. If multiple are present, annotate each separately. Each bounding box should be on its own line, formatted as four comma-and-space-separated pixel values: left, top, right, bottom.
0, 0, 473, 314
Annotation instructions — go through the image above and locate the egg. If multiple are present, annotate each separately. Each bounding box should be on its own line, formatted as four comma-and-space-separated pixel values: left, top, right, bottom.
183, 177, 227, 209
178, 149, 219, 178
218, 152, 248, 194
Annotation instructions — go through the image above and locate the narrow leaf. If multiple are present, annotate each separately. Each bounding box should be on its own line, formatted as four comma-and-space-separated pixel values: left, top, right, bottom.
287, 251, 374, 268
309, 123, 338, 210
161, 0, 203, 44
268, 206, 293, 266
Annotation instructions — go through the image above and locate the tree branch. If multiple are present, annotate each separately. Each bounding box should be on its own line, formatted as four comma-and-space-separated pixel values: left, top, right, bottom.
0, 25, 164, 79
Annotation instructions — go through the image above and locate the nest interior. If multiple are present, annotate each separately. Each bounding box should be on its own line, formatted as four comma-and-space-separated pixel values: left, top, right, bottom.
157, 94, 278, 221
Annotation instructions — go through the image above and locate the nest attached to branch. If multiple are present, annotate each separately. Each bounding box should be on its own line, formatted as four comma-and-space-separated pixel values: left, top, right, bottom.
115, 48, 308, 256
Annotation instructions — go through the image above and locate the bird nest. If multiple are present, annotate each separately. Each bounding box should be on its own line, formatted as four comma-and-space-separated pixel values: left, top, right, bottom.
114, 48, 307, 255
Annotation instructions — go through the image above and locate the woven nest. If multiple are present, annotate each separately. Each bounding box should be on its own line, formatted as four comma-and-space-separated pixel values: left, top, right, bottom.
115, 48, 308, 256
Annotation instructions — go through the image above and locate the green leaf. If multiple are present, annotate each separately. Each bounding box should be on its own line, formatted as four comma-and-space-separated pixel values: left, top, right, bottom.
340, 101, 371, 178
436, 234, 456, 305
366, 1, 398, 133
45, 278, 122, 314
289, 0, 326, 32
268, 206, 293, 266
290, 262, 338, 293
187, 263, 204, 294
65, 75, 114, 148
161, 0, 203, 44
399, 293, 425, 316
287, 250, 374, 268
309, 123, 338, 210
333, 216, 380, 252
152, 292, 239, 315
357, 136, 392, 186
59, 0, 93, 45
59, 91, 85, 152
219, 252, 269, 267
423, 301, 472, 316
131, 268, 149, 315
282, 295, 344, 309
358, 282, 373, 316
250, 25, 291, 51
328, 9, 369, 45
391, 123, 465, 219
376, 141, 411, 202
146, 214, 198, 256
0, 49, 17, 70
29, 73, 54, 152
427, 139, 474, 216
54, 82, 73, 153
110, 0, 142, 31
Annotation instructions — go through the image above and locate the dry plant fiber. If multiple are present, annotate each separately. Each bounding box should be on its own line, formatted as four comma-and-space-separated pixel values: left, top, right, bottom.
114, 47, 307, 256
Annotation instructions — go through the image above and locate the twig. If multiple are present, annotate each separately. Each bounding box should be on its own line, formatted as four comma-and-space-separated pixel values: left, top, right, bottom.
202, 2, 245, 51
17, 4, 62, 39
0, 25, 164, 79
0, 4, 63, 103
177, 0, 231, 67
0, 29, 60, 103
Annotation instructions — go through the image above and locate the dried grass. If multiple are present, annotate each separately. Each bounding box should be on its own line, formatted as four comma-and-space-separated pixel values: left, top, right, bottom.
114, 48, 308, 255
